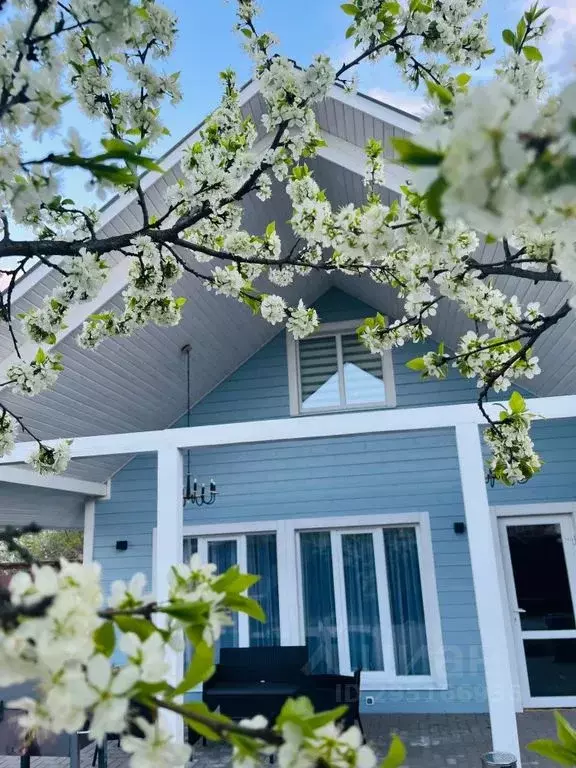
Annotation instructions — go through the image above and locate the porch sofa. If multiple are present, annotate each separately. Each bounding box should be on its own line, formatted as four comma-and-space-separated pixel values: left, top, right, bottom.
201, 645, 362, 731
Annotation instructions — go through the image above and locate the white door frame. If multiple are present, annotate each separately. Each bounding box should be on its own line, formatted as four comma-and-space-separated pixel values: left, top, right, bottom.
495, 504, 576, 709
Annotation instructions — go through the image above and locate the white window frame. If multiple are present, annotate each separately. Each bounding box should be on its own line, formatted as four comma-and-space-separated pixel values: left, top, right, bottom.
286, 320, 397, 416
160, 512, 447, 691
289, 513, 446, 690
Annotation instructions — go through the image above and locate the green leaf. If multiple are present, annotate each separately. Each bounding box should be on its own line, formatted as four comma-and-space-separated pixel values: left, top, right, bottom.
455, 73, 471, 88
555, 711, 576, 750
160, 600, 207, 623
502, 28, 516, 47
341, 3, 358, 15
179, 701, 231, 742
35, 347, 47, 364
307, 706, 349, 729
392, 138, 443, 166
509, 391, 526, 414
527, 739, 576, 766
381, 735, 407, 768
265, 221, 276, 237
240, 27, 252, 38
425, 176, 448, 220
113, 615, 157, 640
214, 571, 260, 594
406, 357, 427, 372
93, 621, 115, 657
516, 16, 527, 44
345, 23, 356, 38
225, 594, 266, 622
172, 641, 215, 696
523, 45, 543, 61
425, 80, 453, 106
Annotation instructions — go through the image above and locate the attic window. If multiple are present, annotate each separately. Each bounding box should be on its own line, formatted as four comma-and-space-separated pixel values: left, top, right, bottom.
287, 321, 396, 416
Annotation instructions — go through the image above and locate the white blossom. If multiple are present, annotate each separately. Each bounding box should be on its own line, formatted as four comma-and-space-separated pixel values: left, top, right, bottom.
121, 718, 191, 768
109, 572, 149, 609
260, 295, 287, 325
26, 440, 71, 475
286, 301, 319, 340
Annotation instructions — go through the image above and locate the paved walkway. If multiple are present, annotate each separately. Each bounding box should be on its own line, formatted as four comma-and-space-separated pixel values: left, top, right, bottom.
0, 711, 573, 768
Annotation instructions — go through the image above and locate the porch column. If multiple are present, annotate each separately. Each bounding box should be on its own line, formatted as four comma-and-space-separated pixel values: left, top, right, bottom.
455, 423, 521, 765
83, 499, 95, 564
156, 446, 184, 742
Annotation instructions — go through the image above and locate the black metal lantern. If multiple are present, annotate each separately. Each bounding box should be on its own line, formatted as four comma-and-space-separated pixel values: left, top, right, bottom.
182, 344, 217, 505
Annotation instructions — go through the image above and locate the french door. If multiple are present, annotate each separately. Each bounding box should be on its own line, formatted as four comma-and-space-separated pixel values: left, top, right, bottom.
184, 533, 280, 648
499, 514, 576, 707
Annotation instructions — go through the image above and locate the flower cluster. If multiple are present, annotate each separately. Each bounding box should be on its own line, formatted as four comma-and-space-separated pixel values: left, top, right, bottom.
26, 441, 72, 475
484, 392, 541, 484
7, 349, 64, 397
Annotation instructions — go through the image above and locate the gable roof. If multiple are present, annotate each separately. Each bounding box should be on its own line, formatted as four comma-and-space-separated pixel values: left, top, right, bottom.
0, 83, 574, 486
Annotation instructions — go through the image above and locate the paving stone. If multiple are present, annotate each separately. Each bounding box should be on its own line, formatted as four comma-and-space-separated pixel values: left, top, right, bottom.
1, 712, 575, 768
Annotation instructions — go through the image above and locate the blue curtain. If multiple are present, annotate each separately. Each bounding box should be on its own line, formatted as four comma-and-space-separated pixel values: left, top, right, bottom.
342, 533, 383, 671
384, 528, 430, 675
247, 534, 281, 646
183, 537, 198, 561
208, 540, 239, 649
300, 532, 339, 673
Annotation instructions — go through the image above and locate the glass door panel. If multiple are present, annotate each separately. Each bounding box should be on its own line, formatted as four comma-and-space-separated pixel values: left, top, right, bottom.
208, 539, 239, 649
300, 531, 339, 673
501, 515, 576, 705
341, 533, 383, 671
507, 523, 575, 631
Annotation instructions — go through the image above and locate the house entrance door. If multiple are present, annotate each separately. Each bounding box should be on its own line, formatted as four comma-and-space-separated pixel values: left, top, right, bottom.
499, 515, 576, 707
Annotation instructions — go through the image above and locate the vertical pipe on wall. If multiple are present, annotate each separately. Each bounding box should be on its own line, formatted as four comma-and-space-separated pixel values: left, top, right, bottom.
455, 423, 521, 766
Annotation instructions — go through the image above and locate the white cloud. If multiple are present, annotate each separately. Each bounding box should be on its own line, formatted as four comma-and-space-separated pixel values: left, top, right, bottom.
366, 87, 427, 117
541, 1, 576, 82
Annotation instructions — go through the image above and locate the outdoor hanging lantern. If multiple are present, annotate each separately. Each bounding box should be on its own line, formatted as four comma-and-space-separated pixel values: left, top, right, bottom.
182, 344, 217, 506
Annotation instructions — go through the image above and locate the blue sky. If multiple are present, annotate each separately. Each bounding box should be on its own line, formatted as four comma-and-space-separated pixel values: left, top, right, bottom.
25, 0, 576, 208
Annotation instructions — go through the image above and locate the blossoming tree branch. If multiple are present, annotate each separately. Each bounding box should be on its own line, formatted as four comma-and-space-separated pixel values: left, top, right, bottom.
0, 1, 573, 484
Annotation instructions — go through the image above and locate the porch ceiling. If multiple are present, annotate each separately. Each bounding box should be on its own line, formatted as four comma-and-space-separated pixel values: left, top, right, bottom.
1, 85, 574, 485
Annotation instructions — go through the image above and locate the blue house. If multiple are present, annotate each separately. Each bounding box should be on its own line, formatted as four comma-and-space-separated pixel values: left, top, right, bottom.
1, 84, 575, 765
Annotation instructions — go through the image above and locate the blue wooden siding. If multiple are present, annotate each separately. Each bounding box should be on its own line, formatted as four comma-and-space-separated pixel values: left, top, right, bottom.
95, 428, 486, 713
93, 287, 576, 714
181, 288, 483, 428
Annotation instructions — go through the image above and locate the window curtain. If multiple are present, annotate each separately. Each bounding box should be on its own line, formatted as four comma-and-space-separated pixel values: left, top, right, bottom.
383, 528, 430, 675
300, 532, 339, 673
208, 540, 239, 649
342, 533, 384, 671
183, 537, 198, 562
247, 534, 281, 646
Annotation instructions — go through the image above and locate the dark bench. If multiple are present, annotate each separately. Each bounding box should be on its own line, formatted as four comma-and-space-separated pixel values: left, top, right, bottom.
201, 646, 363, 734
203, 645, 309, 721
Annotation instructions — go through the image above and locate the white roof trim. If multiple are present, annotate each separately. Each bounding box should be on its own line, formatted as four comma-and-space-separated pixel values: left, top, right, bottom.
0, 466, 107, 496
318, 130, 411, 192
329, 85, 420, 134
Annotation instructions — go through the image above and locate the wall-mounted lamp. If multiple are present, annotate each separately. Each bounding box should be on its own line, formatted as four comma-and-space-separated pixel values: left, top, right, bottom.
453, 522, 467, 535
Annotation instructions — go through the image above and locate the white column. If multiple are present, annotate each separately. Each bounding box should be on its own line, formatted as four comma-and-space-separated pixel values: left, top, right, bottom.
83, 499, 95, 564
455, 424, 521, 765
155, 446, 184, 741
